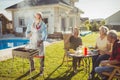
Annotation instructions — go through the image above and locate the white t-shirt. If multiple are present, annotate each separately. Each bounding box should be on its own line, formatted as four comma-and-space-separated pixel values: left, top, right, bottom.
96, 36, 109, 55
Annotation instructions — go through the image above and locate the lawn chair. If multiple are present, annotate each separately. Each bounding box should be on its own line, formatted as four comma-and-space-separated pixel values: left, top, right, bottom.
62, 33, 72, 66
102, 63, 120, 80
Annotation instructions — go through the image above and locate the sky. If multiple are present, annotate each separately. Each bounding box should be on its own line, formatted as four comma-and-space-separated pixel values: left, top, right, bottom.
75, 0, 120, 19
0, 0, 120, 19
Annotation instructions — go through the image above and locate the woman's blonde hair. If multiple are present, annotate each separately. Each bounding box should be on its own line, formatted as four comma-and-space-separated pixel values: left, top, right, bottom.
99, 26, 109, 35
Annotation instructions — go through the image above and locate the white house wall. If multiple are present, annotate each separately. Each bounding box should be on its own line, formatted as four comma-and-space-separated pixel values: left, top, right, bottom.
76, 15, 81, 27
58, 7, 73, 32
54, 7, 60, 32
13, 7, 54, 34
12, 4, 81, 34
40, 8, 55, 34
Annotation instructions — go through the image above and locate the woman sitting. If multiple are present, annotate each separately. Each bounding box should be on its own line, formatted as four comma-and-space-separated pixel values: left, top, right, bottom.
69, 28, 82, 73
89, 26, 112, 80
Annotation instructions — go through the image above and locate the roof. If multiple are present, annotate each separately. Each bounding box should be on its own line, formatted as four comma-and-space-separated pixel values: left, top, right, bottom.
0, 11, 12, 21
6, 0, 70, 9
105, 10, 120, 20
0, 14, 11, 21
105, 10, 120, 25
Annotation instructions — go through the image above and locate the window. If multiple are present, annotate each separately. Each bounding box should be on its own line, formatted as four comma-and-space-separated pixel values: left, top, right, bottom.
19, 18, 25, 26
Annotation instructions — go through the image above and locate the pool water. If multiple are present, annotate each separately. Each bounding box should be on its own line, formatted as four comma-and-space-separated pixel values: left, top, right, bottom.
0, 38, 29, 50
80, 31, 92, 36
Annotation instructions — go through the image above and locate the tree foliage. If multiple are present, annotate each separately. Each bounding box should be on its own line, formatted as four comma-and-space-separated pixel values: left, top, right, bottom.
84, 20, 91, 30
83, 19, 106, 31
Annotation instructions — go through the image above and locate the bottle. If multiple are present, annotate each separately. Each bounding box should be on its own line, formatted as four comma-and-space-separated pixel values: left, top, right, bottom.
83, 46, 87, 56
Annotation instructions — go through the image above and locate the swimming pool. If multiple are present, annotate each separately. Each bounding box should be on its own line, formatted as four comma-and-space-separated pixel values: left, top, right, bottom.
0, 38, 29, 50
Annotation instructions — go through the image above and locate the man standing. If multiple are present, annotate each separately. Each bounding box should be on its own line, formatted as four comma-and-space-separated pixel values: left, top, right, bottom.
26, 12, 47, 75
95, 30, 120, 80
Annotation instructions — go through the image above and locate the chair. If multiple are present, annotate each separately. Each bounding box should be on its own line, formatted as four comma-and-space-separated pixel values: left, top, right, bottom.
102, 63, 120, 80
62, 33, 72, 66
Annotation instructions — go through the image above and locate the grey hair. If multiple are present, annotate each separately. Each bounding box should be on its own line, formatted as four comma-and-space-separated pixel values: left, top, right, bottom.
99, 26, 109, 35
107, 30, 117, 39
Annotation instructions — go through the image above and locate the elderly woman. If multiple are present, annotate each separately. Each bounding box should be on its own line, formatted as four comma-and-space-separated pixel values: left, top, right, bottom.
95, 30, 120, 80
69, 28, 82, 73
26, 12, 47, 75
89, 26, 112, 80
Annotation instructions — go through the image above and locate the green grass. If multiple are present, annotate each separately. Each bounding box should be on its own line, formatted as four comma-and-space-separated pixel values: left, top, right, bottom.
81, 32, 98, 47
0, 32, 99, 80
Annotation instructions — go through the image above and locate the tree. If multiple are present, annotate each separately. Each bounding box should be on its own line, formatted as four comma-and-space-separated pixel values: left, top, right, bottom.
100, 20, 105, 26
91, 21, 99, 31
84, 20, 91, 30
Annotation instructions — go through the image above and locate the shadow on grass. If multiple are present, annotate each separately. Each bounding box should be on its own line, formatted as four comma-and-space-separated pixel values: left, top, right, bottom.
27, 63, 63, 80
15, 70, 30, 80
15, 63, 84, 80
45, 63, 63, 80
45, 69, 83, 80
27, 73, 43, 80
45, 62, 83, 80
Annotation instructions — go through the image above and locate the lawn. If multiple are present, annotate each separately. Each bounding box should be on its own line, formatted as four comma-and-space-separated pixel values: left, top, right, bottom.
0, 32, 99, 80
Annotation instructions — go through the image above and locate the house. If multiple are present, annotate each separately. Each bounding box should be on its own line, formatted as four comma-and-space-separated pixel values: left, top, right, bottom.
0, 14, 13, 36
6, 0, 83, 35
105, 10, 120, 31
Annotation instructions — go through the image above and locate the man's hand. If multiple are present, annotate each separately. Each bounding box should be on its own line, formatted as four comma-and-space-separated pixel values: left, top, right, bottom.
27, 32, 32, 38
99, 50, 111, 55
100, 60, 110, 66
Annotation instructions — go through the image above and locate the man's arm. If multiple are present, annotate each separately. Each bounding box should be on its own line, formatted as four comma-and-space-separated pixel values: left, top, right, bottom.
100, 60, 120, 66
37, 22, 47, 47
